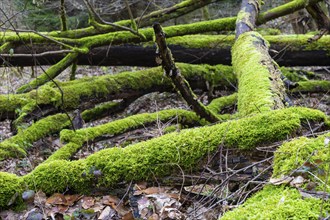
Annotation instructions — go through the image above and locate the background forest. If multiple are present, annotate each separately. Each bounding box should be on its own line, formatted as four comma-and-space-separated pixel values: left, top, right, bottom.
0, 0, 330, 219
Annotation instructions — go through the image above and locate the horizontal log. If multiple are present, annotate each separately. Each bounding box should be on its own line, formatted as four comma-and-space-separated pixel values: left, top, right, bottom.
2, 35, 329, 67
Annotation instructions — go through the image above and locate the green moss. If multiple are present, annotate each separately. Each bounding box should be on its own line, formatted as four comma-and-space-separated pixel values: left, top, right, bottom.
163, 125, 180, 133
273, 132, 330, 190
22, 159, 89, 194
16, 53, 79, 93
291, 80, 330, 93
257, 28, 282, 35
81, 102, 120, 122
0, 114, 70, 159
265, 34, 330, 53
232, 31, 285, 116
280, 67, 309, 82
0, 107, 327, 208
221, 185, 330, 219
163, 35, 235, 49
207, 93, 237, 114
0, 172, 23, 208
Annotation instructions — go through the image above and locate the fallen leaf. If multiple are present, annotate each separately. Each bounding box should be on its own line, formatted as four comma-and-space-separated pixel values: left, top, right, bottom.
81, 196, 95, 209
46, 193, 67, 205
64, 194, 81, 206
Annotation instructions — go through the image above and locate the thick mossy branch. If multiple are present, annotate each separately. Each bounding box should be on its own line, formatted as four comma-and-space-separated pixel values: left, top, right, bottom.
0, 63, 235, 121
0, 0, 322, 52
0, 114, 70, 160
221, 185, 330, 219
232, 32, 286, 116
0, 107, 327, 208
291, 80, 330, 93
257, 0, 322, 25
207, 93, 237, 114
16, 53, 79, 93
47, 109, 202, 162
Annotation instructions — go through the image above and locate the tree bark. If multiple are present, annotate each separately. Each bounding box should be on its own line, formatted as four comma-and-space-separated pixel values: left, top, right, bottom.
3, 35, 330, 67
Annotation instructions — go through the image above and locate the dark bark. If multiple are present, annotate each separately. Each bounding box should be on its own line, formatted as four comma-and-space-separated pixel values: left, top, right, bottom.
2, 42, 330, 67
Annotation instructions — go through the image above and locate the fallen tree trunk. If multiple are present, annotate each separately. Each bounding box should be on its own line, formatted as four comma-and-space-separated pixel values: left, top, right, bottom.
0, 107, 327, 208
3, 34, 330, 67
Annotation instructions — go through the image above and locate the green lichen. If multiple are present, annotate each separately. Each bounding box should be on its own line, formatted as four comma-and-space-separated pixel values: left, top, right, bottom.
221, 185, 330, 219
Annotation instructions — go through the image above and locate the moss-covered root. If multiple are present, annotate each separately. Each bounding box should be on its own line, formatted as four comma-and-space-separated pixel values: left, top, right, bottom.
207, 93, 237, 114
47, 109, 202, 162
16, 52, 79, 93
0, 114, 70, 160
232, 31, 286, 116
273, 131, 330, 179
222, 132, 330, 219
221, 185, 330, 219
291, 80, 330, 93
0, 107, 327, 209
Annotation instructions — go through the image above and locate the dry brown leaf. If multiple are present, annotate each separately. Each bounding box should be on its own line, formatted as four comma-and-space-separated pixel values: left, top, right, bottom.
81, 196, 95, 209
122, 211, 134, 220
64, 194, 81, 206
46, 193, 67, 205
101, 195, 120, 206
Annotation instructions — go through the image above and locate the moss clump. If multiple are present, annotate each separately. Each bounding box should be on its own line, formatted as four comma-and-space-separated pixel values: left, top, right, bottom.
22, 159, 90, 194
221, 185, 330, 219
0, 172, 23, 208
273, 132, 330, 190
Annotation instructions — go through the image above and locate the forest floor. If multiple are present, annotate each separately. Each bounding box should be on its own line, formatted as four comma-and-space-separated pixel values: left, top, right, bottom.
0, 65, 329, 220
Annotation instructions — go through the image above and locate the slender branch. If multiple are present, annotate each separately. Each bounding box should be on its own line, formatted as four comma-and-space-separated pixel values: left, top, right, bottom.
82, 0, 146, 39
153, 22, 219, 123
0, 50, 73, 57
60, 0, 68, 31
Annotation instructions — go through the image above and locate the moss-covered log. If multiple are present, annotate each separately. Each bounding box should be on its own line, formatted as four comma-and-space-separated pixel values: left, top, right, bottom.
0, 107, 328, 209
222, 132, 330, 219
233, 0, 287, 115
0, 63, 235, 121
4, 34, 330, 67
233, 31, 287, 115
